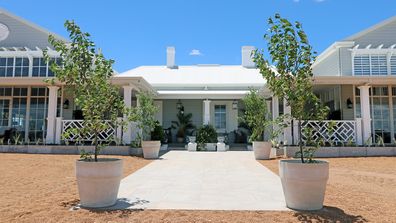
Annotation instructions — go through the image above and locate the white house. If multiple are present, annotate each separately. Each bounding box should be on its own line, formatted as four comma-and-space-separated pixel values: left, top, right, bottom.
0, 8, 395, 147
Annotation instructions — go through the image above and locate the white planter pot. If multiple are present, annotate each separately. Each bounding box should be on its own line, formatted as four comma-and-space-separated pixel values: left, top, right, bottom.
76, 158, 123, 208
142, 140, 161, 159
187, 142, 197, 151
279, 159, 329, 210
253, 141, 272, 160
206, 143, 217, 151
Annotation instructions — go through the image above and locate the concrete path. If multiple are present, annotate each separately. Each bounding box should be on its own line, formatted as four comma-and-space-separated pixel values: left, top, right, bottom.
116, 151, 287, 211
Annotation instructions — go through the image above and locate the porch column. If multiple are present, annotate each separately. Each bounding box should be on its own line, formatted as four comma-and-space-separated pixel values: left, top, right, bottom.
122, 85, 134, 144
283, 98, 293, 145
358, 85, 372, 143
272, 96, 280, 141
46, 86, 59, 144
203, 99, 211, 125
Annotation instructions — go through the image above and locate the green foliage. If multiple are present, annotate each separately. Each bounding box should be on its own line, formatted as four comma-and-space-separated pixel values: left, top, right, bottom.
45, 20, 125, 161
240, 89, 271, 142
171, 111, 195, 139
196, 125, 218, 151
128, 91, 158, 141
151, 121, 165, 142
253, 13, 329, 163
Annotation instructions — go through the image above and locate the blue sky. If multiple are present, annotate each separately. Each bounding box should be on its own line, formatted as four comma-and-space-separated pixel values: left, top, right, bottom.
1, 0, 396, 72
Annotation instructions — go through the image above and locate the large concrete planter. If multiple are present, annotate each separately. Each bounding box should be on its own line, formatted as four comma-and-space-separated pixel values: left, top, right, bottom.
279, 159, 329, 210
141, 140, 161, 159
253, 141, 272, 160
76, 158, 123, 208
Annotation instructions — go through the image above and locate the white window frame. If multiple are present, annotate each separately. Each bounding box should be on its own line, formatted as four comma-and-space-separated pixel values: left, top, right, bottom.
214, 104, 227, 133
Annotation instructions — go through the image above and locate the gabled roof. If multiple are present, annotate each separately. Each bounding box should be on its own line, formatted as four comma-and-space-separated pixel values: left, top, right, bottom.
117, 65, 266, 89
344, 15, 396, 41
313, 16, 396, 68
0, 7, 68, 42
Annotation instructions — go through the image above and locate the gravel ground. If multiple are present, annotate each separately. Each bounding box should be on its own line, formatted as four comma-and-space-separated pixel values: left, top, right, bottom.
0, 153, 395, 223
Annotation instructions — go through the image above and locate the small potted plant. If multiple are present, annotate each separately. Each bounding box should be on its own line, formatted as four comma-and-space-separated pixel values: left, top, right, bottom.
171, 110, 195, 143
46, 21, 125, 208
129, 91, 160, 159
240, 89, 273, 159
151, 121, 167, 150
254, 14, 330, 210
196, 125, 217, 151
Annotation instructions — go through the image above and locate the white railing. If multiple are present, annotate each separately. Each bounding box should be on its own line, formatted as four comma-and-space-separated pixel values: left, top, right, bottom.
301, 120, 357, 144
62, 120, 116, 142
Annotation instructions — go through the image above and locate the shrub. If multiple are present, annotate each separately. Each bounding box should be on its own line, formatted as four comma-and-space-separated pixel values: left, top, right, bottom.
196, 125, 217, 150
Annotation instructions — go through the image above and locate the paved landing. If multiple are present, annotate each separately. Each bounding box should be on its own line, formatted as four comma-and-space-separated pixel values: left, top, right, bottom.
116, 151, 287, 211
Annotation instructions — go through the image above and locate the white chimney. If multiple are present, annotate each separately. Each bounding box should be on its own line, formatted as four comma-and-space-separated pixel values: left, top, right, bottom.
242, 46, 256, 68
166, 46, 176, 69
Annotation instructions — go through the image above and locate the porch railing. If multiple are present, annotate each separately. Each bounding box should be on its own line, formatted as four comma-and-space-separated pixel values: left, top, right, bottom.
61, 120, 116, 142
300, 120, 357, 145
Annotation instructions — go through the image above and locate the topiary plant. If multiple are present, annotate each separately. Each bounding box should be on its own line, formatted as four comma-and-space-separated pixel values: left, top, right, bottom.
196, 125, 217, 151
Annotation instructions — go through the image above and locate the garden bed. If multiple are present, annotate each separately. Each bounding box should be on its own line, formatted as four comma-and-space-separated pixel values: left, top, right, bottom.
284, 146, 395, 158
0, 145, 143, 156
1, 153, 395, 222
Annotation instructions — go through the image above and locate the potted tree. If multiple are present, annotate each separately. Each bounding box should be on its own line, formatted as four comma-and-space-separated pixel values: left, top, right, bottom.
240, 89, 272, 159
254, 14, 329, 210
171, 110, 195, 143
46, 21, 125, 208
151, 121, 167, 150
129, 91, 160, 159
196, 125, 218, 151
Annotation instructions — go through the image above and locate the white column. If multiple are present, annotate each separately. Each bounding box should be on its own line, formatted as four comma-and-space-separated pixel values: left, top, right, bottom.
203, 99, 211, 125
55, 117, 63, 144
122, 85, 134, 144
272, 96, 280, 141
46, 86, 59, 144
355, 117, 363, 145
283, 98, 293, 145
358, 85, 372, 143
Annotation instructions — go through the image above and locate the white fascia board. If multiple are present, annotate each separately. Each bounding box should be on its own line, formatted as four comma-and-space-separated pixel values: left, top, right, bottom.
155, 90, 250, 100
313, 41, 355, 68
313, 76, 396, 85
0, 49, 60, 57
110, 76, 157, 95
0, 77, 62, 86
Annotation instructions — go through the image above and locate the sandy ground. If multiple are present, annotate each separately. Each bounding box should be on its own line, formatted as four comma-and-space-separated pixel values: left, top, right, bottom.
0, 154, 395, 223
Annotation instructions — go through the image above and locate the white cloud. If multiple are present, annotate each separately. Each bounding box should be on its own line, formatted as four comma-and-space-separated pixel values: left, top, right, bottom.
189, 49, 202, 56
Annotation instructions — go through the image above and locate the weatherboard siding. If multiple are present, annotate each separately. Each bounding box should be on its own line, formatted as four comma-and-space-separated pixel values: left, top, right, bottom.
0, 13, 52, 48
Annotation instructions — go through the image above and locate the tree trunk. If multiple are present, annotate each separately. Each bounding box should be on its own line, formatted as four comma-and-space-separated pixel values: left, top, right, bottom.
298, 119, 304, 163
94, 132, 98, 162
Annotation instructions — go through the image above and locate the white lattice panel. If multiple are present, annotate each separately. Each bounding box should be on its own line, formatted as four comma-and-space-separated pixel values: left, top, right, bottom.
301, 120, 356, 144
62, 120, 115, 142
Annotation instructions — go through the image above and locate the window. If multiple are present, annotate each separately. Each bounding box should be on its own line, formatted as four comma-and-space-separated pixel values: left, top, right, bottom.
214, 105, 226, 130
0, 57, 14, 77
354, 54, 389, 76
32, 57, 61, 77
354, 55, 370, 75
29, 87, 48, 142
14, 57, 29, 77
391, 56, 396, 75
370, 55, 387, 75
32, 58, 48, 77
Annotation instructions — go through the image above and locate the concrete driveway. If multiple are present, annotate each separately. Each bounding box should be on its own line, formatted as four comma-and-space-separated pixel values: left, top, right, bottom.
116, 151, 287, 211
